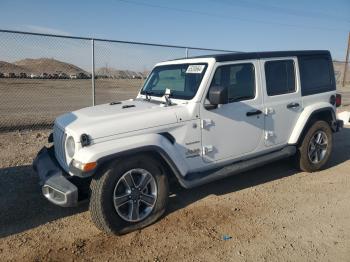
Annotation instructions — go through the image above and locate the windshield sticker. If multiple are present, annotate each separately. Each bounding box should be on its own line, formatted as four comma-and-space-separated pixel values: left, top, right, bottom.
186, 65, 205, 74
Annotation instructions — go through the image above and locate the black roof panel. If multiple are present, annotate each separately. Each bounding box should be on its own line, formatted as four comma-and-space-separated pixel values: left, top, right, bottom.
189, 50, 331, 62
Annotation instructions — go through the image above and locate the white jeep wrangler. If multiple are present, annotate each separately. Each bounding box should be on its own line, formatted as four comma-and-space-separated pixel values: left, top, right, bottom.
34, 50, 343, 234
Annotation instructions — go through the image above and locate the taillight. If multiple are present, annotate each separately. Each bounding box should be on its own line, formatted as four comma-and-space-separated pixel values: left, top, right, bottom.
336, 94, 342, 107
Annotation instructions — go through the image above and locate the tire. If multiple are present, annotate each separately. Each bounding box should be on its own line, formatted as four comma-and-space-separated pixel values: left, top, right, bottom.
296, 120, 333, 172
89, 155, 169, 235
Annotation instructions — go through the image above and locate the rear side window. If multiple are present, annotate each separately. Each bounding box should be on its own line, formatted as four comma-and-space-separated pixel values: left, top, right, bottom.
299, 56, 335, 96
265, 60, 296, 96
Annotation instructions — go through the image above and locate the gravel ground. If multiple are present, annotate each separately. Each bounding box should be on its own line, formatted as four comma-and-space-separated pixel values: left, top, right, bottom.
0, 108, 350, 261
0, 79, 141, 131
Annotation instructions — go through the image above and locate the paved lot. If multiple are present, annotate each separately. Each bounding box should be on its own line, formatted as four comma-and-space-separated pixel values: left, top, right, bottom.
0, 79, 141, 131
0, 78, 349, 131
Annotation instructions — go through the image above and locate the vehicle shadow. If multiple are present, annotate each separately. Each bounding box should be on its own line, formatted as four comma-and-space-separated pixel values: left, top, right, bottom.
0, 128, 349, 238
166, 127, 350, 216
166, 158, 297, 214
0, 165, 88, 238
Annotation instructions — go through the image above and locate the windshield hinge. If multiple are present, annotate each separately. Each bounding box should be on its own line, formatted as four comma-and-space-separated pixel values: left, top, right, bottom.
163, 88, 172, 106
201, 119, 213, 129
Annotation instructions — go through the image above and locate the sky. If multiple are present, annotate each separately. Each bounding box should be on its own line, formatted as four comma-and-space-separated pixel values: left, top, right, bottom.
0, 0, 349, 72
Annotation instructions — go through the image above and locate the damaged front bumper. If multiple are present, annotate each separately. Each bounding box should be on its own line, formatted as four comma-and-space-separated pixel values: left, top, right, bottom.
33, 147, 78, 207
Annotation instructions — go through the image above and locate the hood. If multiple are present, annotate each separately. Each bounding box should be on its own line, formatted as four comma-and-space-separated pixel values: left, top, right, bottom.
55, 99, 179, 141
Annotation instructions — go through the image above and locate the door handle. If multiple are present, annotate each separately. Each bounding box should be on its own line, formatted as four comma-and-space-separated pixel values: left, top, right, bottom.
287, 102, 300, 109
246, 110, 262, 116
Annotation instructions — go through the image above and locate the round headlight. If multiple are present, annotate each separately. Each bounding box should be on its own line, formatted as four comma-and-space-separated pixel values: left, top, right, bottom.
66, 136, 75, 158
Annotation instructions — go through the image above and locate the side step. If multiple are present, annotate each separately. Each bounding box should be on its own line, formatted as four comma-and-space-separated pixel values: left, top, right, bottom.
179, 146, 296, 188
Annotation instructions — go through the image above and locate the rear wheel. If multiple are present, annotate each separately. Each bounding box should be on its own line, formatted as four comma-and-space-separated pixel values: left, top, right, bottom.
296, 120, 333, 172
89, 155, 169, 235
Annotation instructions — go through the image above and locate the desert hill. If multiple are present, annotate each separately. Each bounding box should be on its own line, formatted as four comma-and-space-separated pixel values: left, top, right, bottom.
0, 61, 28, 74
0, 58, 147, 79
13, 58, 88, 75
2, 58, 346, 84
96, 67, 147, 79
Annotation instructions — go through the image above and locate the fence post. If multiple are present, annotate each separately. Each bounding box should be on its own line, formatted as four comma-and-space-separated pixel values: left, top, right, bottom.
185, 48, 189, 58
91, 39, 96, 106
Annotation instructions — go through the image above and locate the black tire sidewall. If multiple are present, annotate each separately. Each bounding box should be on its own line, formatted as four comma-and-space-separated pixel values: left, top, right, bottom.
298, 120, 333, 172
91, 155, 169, 235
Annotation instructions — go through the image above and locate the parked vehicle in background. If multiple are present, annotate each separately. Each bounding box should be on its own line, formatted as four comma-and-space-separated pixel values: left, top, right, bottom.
30, 73, 38, 79
5, 72, 16, 78
77, 72, 89, 79
40, 73, 48, 79
96, 75, 108, 79
70, 74, 77, 79
33, 50, 343, 235
52, 73, 59, 79
0, 72, 4, 78
19, 72, 27, 78
59, 73, 69, 79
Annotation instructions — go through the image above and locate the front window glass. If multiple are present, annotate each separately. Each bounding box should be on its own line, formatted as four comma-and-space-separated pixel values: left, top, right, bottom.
210, 63, 255, 103
141, 64, 207, 100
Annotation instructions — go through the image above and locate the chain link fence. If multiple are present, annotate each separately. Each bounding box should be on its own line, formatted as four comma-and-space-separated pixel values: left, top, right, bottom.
0, 30, 233, 132
334, 60, 350, 88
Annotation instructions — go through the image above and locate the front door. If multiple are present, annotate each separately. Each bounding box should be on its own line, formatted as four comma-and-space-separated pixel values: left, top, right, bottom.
200, 60, 265, 163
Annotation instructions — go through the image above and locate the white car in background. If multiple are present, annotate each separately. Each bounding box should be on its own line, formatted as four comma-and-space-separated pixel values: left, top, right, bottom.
30, 73, 38, 79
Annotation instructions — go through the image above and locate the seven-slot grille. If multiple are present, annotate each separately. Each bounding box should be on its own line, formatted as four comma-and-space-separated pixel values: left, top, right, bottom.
53, 124, 68, 171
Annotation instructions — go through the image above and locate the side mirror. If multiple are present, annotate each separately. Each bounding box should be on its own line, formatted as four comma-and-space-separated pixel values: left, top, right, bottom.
208, 85, 228, 105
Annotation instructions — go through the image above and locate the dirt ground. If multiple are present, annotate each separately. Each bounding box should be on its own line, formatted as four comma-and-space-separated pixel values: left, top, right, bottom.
0, 106, 350, 261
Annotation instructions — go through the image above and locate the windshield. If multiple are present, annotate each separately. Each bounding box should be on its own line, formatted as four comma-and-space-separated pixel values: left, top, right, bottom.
141, 63, 207, 100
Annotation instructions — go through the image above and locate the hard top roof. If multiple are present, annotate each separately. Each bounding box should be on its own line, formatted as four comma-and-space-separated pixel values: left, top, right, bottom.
178, 50, 331, 62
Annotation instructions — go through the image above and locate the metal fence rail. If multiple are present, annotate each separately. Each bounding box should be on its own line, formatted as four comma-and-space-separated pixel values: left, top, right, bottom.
0, 29, 235, 132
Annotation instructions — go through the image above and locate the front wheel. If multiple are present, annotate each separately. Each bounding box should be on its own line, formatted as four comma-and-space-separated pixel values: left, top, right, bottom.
89, 155, 169, 235
296, 120, 333, 172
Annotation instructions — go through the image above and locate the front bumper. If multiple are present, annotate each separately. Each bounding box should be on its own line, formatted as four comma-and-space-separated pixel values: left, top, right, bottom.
33, 147, 78, 207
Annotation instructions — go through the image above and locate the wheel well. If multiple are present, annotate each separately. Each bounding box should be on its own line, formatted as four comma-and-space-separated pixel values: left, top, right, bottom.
145, 151, 180, 185
310, 110, 333, 126
297, 109, 334, 146
96, 149, 180, 186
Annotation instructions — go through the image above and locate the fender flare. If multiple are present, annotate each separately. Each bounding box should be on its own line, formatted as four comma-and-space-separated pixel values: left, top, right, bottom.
96, 145, 187, 186
72, 133, 188, 180
288, 104, 336, 145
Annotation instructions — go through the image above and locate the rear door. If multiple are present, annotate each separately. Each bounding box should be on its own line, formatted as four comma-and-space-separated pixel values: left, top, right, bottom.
260, 57, 303, 146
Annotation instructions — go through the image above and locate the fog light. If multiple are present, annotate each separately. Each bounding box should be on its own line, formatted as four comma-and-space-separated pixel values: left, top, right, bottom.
42, 185, 66, 203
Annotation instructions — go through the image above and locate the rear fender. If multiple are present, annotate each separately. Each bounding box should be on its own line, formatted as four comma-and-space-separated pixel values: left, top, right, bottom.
288, 102, 335, 145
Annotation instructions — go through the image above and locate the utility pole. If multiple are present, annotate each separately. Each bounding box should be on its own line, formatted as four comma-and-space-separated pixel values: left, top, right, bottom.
343, 32, 350, 88
91, 39, 95, 106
